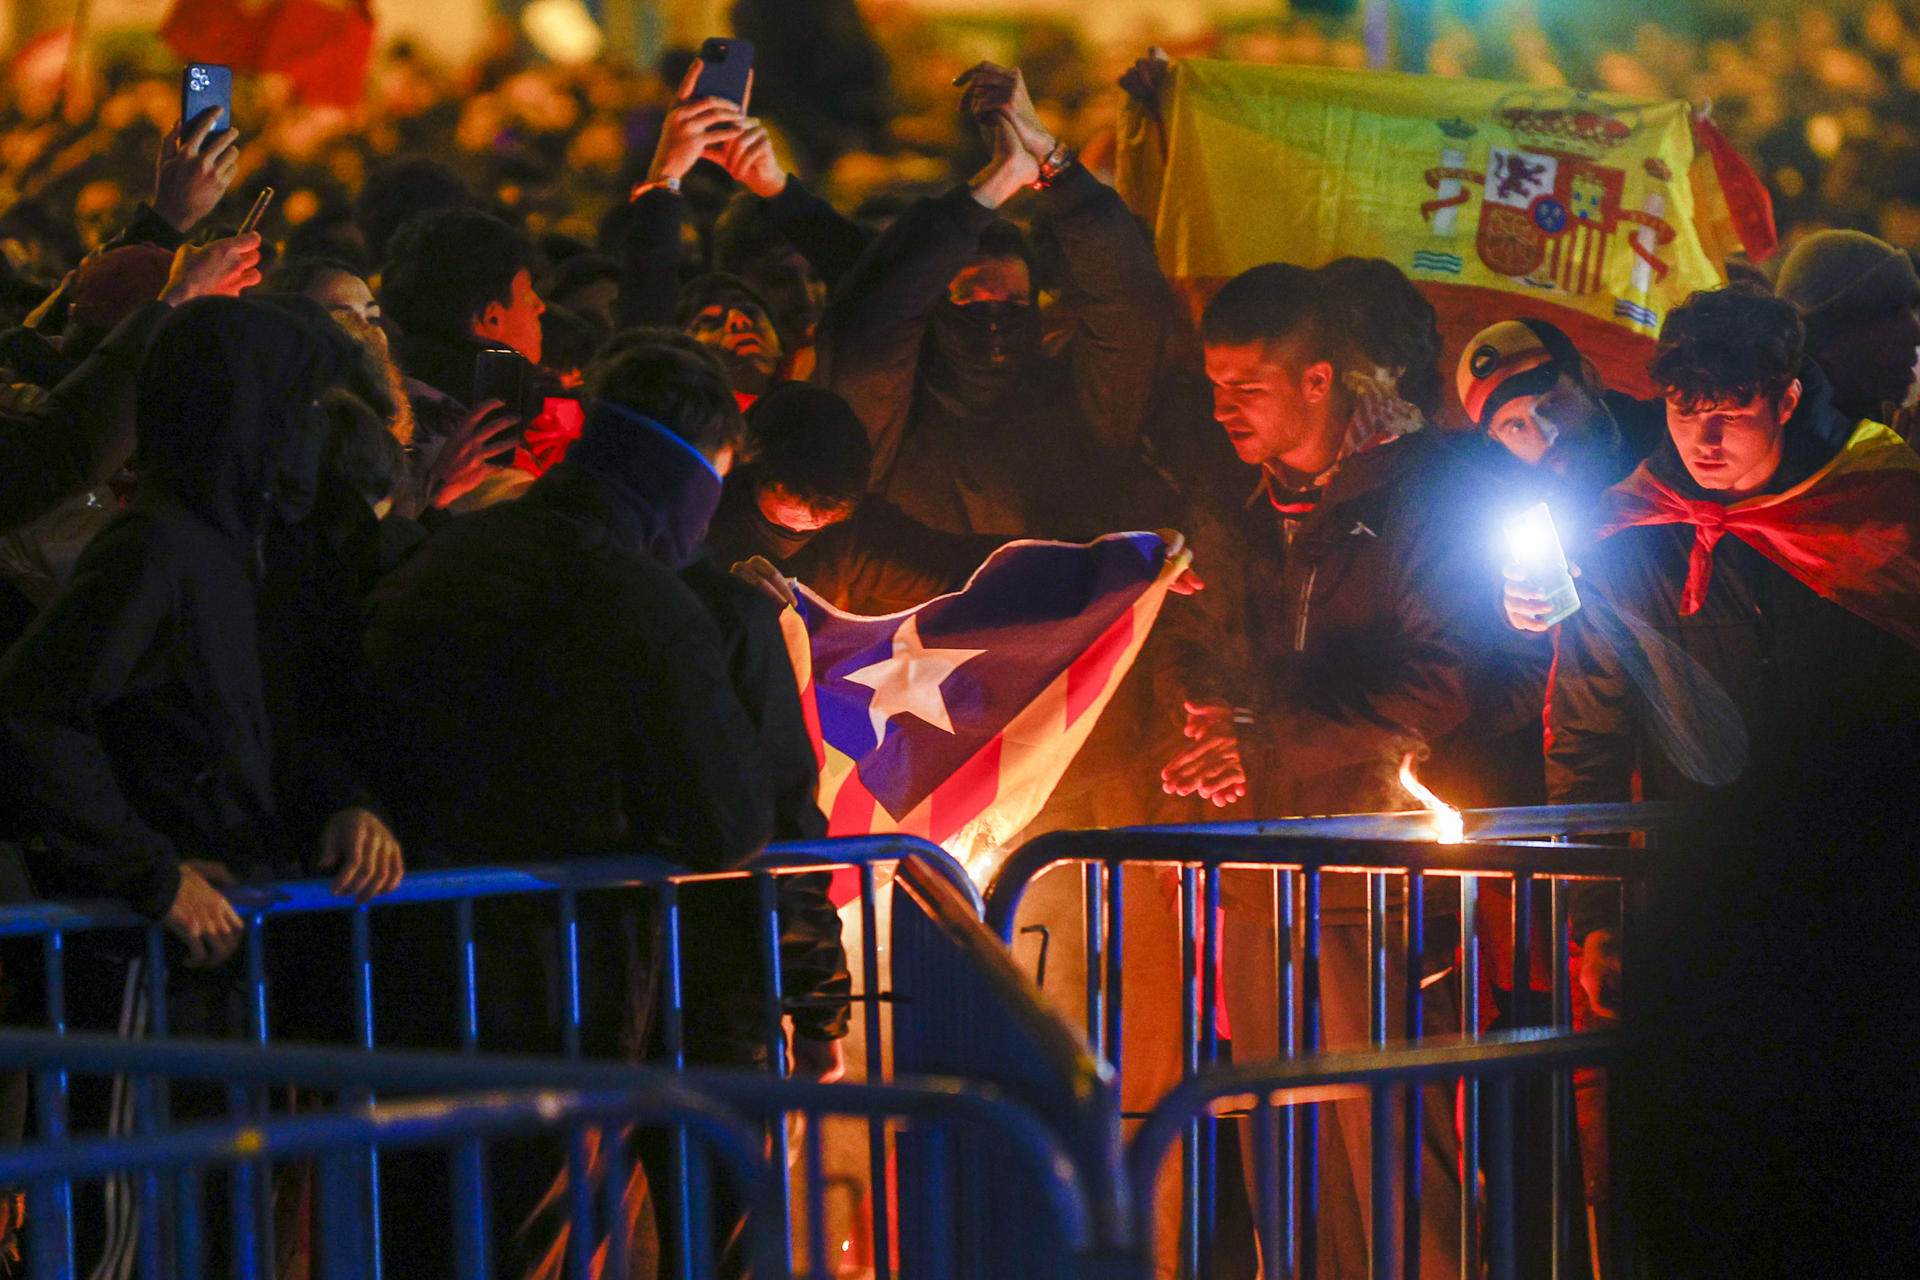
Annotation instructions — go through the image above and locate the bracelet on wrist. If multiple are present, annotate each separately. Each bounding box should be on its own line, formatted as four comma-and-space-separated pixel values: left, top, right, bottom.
1031, 142, 1076, 189
629, 174, 682, 201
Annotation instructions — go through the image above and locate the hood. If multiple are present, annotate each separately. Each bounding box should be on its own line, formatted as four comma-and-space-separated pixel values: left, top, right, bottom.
135, 297, 356, 544
552, 398, 725, 569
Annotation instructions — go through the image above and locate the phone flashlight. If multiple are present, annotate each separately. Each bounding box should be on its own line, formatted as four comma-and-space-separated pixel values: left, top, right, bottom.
1504, 502, 1581, 627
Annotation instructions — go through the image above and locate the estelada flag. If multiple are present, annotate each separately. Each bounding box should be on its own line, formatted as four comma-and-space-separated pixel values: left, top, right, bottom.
781, 532, 1188, 889
161, 0, 375, 110
1116, 60, 1776, 403
1599, 419, 1920, 647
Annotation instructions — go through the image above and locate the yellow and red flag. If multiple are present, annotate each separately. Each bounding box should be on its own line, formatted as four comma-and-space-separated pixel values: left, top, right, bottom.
1600, 420, 1920, 647
1117, 60, 1775, 402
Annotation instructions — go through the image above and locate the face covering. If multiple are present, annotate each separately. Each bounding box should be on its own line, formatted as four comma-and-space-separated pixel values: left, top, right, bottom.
923, 299, 1040, 418
564, 400, 725, 569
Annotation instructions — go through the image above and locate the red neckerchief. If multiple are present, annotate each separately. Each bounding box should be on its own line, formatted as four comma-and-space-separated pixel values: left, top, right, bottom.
1597, 420, 1920, 648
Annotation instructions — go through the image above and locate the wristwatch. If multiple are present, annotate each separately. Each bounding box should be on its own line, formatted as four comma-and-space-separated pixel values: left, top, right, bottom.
1032, 141, 1076, 189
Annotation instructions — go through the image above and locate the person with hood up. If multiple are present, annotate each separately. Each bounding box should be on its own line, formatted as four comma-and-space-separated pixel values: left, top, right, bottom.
817, 63, 1179, 539
0, 296, 406, 959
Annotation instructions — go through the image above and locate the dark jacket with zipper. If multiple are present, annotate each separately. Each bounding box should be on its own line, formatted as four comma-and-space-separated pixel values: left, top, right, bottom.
1238, 428, 1533, 818
1548, 374, 1920, 940
0, 298, 352, 916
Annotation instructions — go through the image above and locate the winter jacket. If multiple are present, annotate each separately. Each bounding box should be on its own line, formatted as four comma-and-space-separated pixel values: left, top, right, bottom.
702, 479, 1001, 615
1236, 428, 1537, 818
818, 165, 1177, 539
1547, 375, 1920, 939
681, 560, 851, 1045
362, 446, 774, 871
0, 298, 356, 915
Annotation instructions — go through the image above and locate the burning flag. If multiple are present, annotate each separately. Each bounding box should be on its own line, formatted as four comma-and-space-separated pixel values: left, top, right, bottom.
782, 532, 1188, 886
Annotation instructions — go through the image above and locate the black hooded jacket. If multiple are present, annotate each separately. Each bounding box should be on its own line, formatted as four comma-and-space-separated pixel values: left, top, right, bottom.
818, 166, 1179, 539
0, 298, 353, 916
362, 402, 774, 869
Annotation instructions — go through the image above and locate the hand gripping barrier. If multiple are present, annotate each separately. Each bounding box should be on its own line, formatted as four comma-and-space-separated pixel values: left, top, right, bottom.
0, 835, 1127, 1278
0, 1028, 1101, 1280
983, 804, 1673, 1280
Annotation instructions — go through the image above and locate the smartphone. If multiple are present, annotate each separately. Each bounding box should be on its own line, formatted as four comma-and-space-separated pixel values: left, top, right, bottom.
472, 348, 539, 420
1504, 502, 1582, 627
181, 63, 233, 134
693, 38, 754, 106
238, 187, 274, 235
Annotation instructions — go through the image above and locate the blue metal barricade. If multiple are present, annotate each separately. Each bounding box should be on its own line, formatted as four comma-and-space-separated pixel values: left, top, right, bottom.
1128, 1029, 1618, 1280
0, 1027, 1103, 1280
0, 835, 1131, 1278
982, 805, 1671, 1280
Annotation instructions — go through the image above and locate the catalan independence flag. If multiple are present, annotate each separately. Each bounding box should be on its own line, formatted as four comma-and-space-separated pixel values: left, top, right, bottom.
1116, 60, 1775, 401
1600, 419, 1920, 647
782, 532, 1188, 881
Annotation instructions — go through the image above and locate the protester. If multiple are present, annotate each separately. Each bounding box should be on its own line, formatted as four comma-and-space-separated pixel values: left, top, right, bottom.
820, 62, 1179, 539
1539, 286, 1920, 1260
706, 382, 1001, 614
1773, 228, 1920, 434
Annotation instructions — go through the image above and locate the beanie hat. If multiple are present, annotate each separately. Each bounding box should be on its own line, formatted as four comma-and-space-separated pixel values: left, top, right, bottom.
1776, 230, 1920, 347
1455, 318, 1585, 427
67, 245, 175, 335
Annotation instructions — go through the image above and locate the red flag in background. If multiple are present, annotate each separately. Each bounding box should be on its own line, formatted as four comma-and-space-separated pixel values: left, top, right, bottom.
161, 0, 375, 110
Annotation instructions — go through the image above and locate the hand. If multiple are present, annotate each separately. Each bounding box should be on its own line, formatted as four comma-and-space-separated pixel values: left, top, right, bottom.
648, 60, 751, 185
1157, 530, 1205, 596
159, 232, 262, 305
719, 119, 788, 199
1160, 699, 1248, 807
791, 1035, 846, 1084
731, 555, 799, 608
1579, 929, 1621, 1019
955, 62, 1055, 161
1502, 560, 1579, 633
317, 807, 405, 902
153, 109, 242, 233
1119, 47, 1173, 116
424, 400, 521, 510
968, 113, 1039, 210
165, 861, 244, 968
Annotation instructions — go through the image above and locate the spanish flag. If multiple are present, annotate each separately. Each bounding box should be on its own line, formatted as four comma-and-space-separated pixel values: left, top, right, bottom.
1599, 420, 1920, 648
1116, 60, 1774, 403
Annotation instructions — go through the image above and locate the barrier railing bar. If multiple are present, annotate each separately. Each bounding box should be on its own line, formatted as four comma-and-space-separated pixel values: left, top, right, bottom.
856, 860, 892, 1280
1084, 864, 1105, 1062
1402, 870, 1424, 1280
1105, 860, 1126, 1099
1177, 867, 1198, 1280
1300, 868, 1322, 1280
1199, 865, 1222, 1280
1460, 875, 1481, 1280
1367, 871, 1393, 1280
1549, 878, 1572, 1280
0, 1027, 1095, 1252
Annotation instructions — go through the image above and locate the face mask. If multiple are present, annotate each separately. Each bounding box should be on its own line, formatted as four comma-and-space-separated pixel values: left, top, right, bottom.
924, 300, 1039, 417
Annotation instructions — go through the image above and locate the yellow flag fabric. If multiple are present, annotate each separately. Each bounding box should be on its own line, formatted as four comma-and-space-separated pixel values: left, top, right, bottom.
1117, 60, 1734, 400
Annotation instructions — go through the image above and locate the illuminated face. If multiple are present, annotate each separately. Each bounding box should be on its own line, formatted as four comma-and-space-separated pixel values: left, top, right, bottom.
755, 482, 855, 534
1486, 393, 1556, 466
1203, 339, 1334, 472
1665, 381, 1802, 497
473, 269, 547, 364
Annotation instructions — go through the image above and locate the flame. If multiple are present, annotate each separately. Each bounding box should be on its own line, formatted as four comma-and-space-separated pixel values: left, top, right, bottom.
1399, 752, 1465, 844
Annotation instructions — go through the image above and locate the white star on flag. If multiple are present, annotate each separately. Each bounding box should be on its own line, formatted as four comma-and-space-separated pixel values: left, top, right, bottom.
843, 615, 985, 743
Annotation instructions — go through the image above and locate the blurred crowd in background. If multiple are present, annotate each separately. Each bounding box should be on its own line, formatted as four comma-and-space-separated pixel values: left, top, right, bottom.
1, 0, 1918, 316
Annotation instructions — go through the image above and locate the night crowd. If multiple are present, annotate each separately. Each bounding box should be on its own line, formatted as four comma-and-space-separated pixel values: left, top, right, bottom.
0, 12, 1916, 1278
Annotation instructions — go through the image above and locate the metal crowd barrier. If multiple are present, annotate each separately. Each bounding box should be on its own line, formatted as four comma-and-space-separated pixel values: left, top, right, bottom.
0, 1028, 1098, 1280
0, 835, 1125, 1278
982, 804, 1674, 1280
1128, 1029, 1619, 1280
